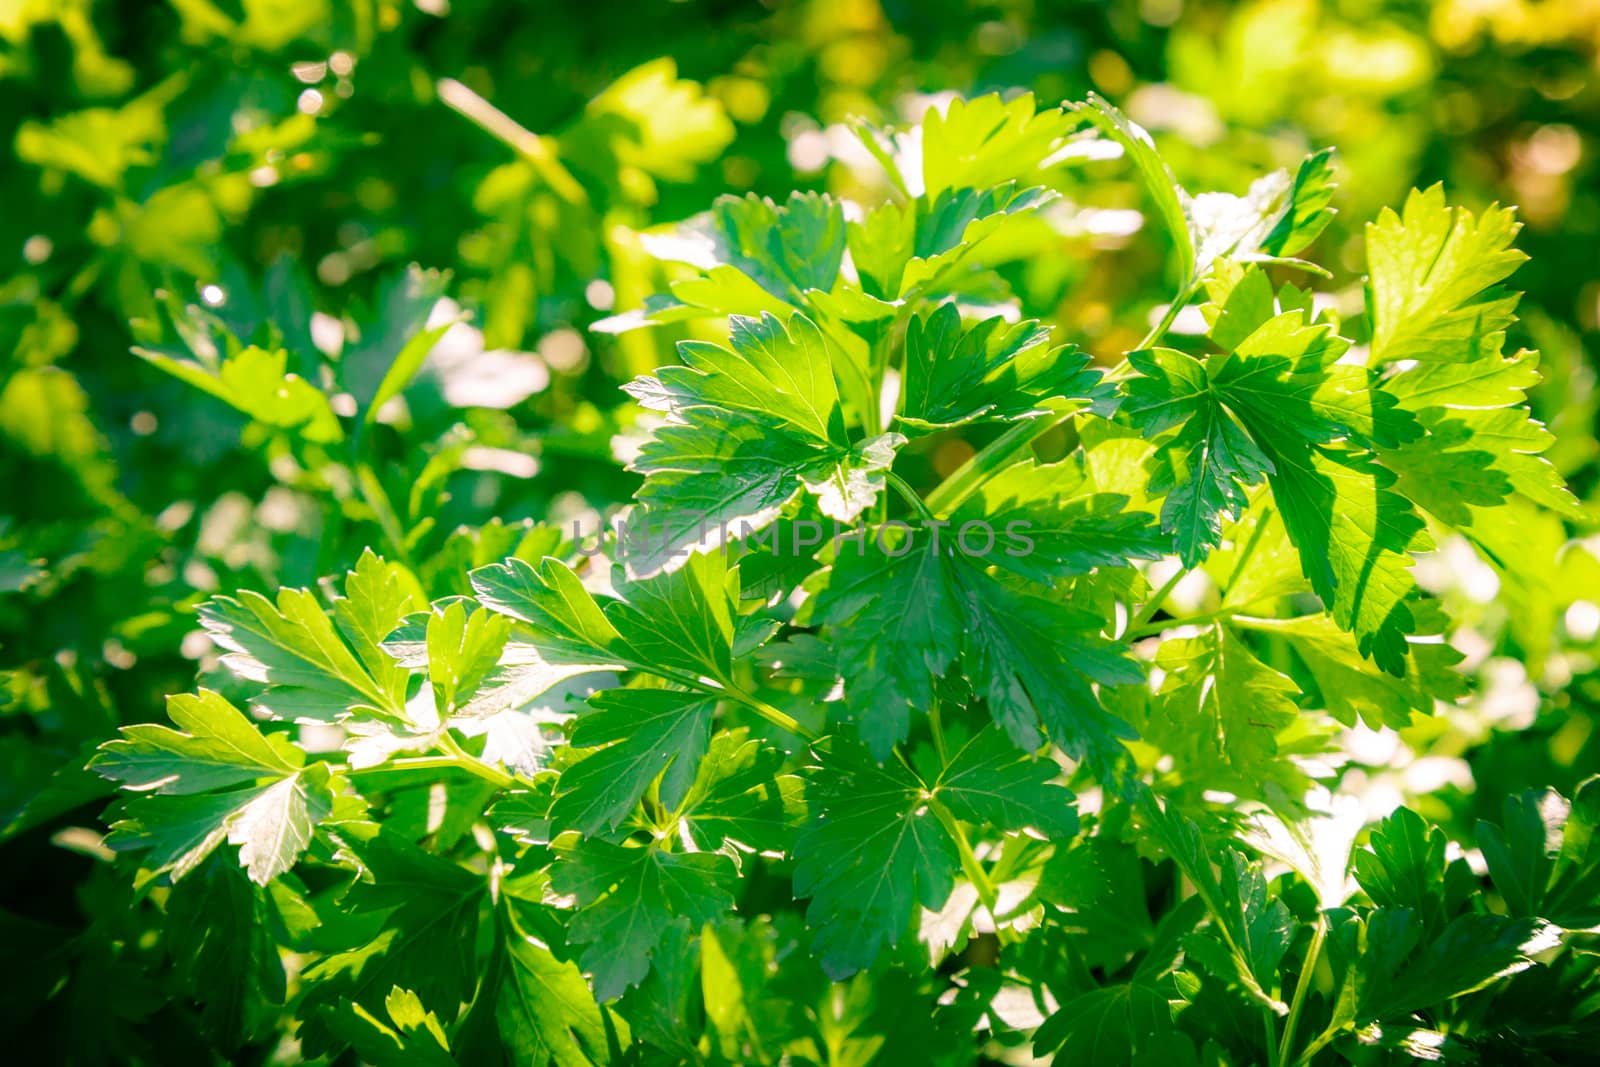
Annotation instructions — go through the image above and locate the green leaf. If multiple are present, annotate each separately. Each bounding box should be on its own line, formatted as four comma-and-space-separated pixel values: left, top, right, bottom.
948, 459, 1164, 584
1352, 806, 1476, 932
1549, 777, 1600, 929
1241, 798, 1364, 910
1326, 907, 1556, 1025
299, 826, 485, 1049
1071, 95, 1338, 287
383, 603, 595, 733
1126, 296, 1430, 672
812, 527, 963, 759
1033, 981, 1184, 1064
550, 840, 736, 1000
471, 557, 630, 667
90, 691, 338, 885
581, 56, 734, 182
165, 856, 287, 1048
955, 570, 1142, 765
646, 312, 842, 444
336, 551, 428, 712
134, 344, 343, 442
202, 583, 406, 723
815, 527, 1140, 762
1258, 148, 1337, 257
340, 265, 456, 421
103, 762, 337, 887
1125, 347, 1274, 567
897, 303, 1110, 430
621, 421, 903, 577
15, 92, 166, 188
324, 987, 458, 1067
1070, 94, 1194, 285
792, 741, 958, 977
90, 690, 302, 794
1245, 612, 1465, 728
932, 728, 1078, 838
474, 553, 755, 697
421, 601, 512, 715
1151, 809, 1295, 1014
1366, 185, 1527, 366
1382, 348, 1580, 524
606, 548, 736, 678
1385, 913, 1557, 1015
552, 689, 717, 834
494, 919, 614, 1066
619, 419, 816, 575
675, 729, 804, 854
847, 182, 1058, 302
916, 93, 1074, 199
621, 312, 902, 575
1137, 624, 1308, 802
1479, 778, 1600, 929
641, 192, 845, 305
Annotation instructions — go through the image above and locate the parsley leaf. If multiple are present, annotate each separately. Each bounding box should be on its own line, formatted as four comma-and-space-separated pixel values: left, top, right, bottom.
551, 840, 737, 1000
897, 303, 1111, 430
90, 690, 340, 885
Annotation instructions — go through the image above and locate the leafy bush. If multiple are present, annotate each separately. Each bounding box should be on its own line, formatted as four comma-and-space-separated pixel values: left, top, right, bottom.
4, 4, 1600, 1065
50, 90, 1598, 1064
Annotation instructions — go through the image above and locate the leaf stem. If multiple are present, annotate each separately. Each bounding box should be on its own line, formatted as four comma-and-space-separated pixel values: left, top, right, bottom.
436, 731, 518, 789
925, 415, 1061, 516
645, 662, 820, 742
1224, 503, 1274, 591
720, 682, 819, 742
1128, 567, 1187, 636
1125, 607, 1237, 641
885, 470, 934, 521
1105, 282, 1199, 382
1139, 292, 1192, 352
1264, 1010, 1282, 1067
1294, 1023, 1341, 1066
437, 78, 588, 206
345, 741, 517, 789
930, 797, 1002, 928
346, 755, 465, 776
1278, 911, 1327, 1065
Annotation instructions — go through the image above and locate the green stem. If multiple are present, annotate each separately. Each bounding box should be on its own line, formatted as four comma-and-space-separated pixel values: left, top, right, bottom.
925, 415, 1061, 516
885, 471, 934, 521
1295, 1023, 1341, 1066
437, 731, 518, 789
347, 742, 517, 790
347, 755, 466, 776
930, 797, 1002, 926
1264, 1011, 1282, 1067
1105, 283, 1198, 382
1128, 567, 1187, 636
1138, 291, 1191, 351
640, 661, 821, 742
1278, 912, 1328, 1065
437, 78, 588, 206
1227, 614, 1308, 634
1125, 607, 1237, 641
1225, 503, 1274, 591
720, 682, 819, 742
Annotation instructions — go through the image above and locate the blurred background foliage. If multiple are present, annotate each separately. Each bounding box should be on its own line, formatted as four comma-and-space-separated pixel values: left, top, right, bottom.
1, 0, 1598, 1054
